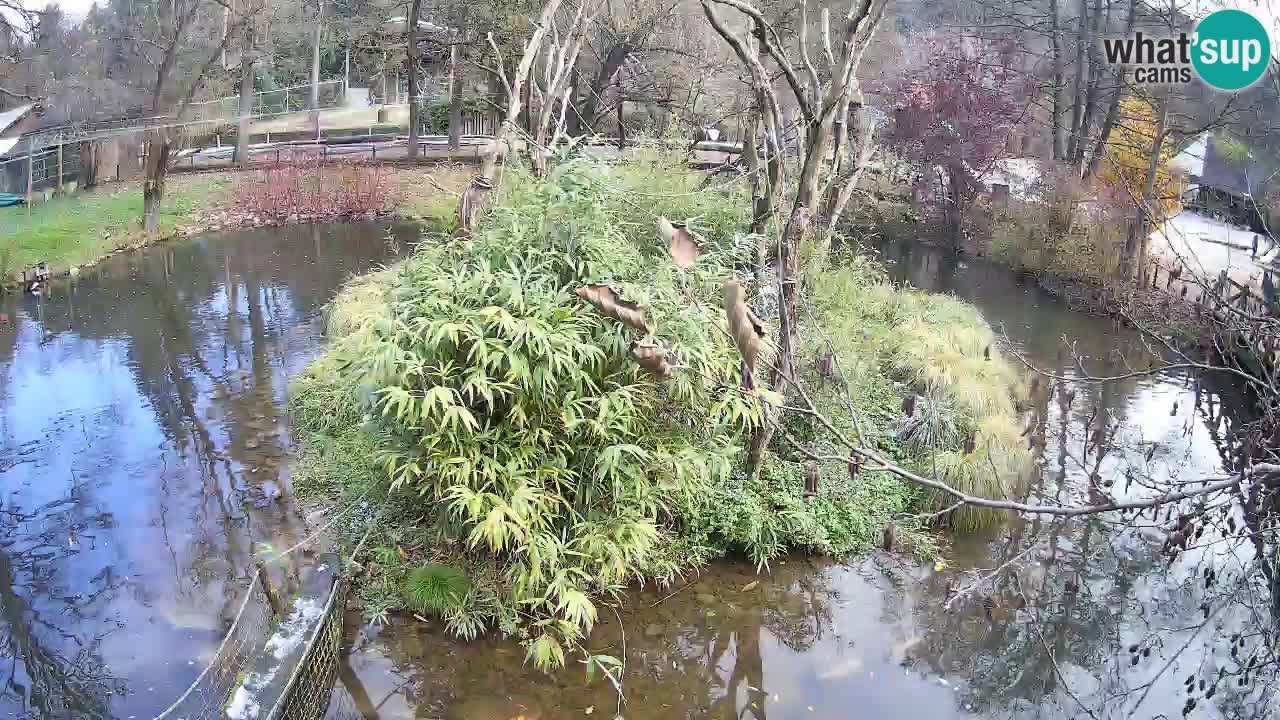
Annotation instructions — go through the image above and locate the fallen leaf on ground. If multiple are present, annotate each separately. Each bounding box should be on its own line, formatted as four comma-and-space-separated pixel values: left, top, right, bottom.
741, 580, 760, 592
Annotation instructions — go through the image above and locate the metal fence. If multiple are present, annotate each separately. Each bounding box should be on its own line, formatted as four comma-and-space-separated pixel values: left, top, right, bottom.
0, 141, 85, 196
267, 569, 348, 720
146, 554, 351, 720
151, 579, 273, 720
185, 80, 349, 125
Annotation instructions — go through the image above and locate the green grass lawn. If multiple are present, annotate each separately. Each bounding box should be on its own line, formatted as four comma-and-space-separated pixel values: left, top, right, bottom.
0, 174, 231, 280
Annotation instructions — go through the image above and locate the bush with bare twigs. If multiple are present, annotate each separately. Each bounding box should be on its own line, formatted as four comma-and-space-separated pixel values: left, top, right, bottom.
234, 158, 396, 224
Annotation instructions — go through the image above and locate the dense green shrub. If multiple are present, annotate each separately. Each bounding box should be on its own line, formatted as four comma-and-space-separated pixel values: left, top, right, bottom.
806, 255, 1032, 530
291, 155, 1032, 669
328, 159, 761, 667
420, 98, 492, 134
405, 564, 471, 614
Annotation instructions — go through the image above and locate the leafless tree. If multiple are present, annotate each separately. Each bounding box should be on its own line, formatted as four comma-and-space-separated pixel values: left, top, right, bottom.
701, 0, 886, 476
138, 0, 265, 231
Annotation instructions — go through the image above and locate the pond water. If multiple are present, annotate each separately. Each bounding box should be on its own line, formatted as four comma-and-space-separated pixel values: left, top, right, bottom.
0, 221, 417, 720
327, 241, 1277, 720
2, 227, 1274, 720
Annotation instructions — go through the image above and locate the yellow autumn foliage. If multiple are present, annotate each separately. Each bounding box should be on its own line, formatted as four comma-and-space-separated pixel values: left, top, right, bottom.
1096, 97, 1182, 223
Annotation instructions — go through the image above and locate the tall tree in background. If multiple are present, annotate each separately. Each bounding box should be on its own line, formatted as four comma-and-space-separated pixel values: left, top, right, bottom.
235, 15, 258, 167
1081, 0, 1136, 179
453, 0, 564, 236
308, 0, 324, 136
0, 1, 37, 102
405, 0, 424, 157
136, 0, 261, 231
529, 0, 599, 175
577, 0, 682, 133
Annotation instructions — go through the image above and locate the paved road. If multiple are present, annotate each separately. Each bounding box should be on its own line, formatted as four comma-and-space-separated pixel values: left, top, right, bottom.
1150, 211, 1277, 301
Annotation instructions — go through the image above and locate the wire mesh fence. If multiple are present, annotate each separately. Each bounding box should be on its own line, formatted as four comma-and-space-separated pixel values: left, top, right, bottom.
146, 556, 352, 720
266, 572, 348, 720
152, 580, 273, 720
186, 80, 349, 125
0, 142, 86, 195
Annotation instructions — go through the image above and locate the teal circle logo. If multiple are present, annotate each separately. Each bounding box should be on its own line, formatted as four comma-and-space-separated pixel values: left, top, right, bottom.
1192, 9, 1271, 91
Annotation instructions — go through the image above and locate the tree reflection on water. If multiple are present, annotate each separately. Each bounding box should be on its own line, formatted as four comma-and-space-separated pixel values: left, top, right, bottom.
0, 221, 414, 719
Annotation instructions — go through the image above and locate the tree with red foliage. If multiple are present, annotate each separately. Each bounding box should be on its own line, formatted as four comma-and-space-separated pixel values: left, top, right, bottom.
881, 40, 1031, 247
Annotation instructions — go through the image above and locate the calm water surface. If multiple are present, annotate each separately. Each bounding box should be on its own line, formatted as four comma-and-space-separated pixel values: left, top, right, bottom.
2, 228, 1273, 720
0, 221, 415, 719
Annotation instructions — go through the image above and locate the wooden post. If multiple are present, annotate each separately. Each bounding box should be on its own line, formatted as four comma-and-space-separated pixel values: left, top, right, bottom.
56, 141, 63, 194
26, 146, 33, 214
253, 556, 283, 617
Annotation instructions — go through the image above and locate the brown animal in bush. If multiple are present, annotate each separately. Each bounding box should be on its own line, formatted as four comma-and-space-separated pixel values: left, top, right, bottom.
721, 280, 766, 390
454, 175, 493, 238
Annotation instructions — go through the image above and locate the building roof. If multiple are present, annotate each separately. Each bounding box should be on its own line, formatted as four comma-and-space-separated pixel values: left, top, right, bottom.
1171, 132, 1207, 178
1197, 133, 1277, 198
978, 157, 1042, 200
0, 104, 35, 135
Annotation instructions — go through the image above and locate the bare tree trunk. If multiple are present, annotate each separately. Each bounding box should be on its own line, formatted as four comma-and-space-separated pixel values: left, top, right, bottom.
581, 43, 632, 133
615, 74, 625, 150
1084, 0, 1135, 179
1073, 0, 1104, 171
1050, 0, 1067, 162
143, 131, 171, 233
566, 68, 583, 137
698, 0, 883, 476
463, 0, 566, 233
943, 163, 968, 249
448, 41, 464, 150
1084, 88, 1121, 179
1120, 93, 1168, 284
747, 38, 783, 241
821, 104, 877, 230
139, 0, 256, 232
745, 116, 833, 473
235, 20, 256, 168
78, 141, 97, 188
522, 74, 533, 137
530, 1, 597, 176
1065, 0, 1088, 162
309, 0, 323, 138
743, 110, 767, 236
405, 0, 424, 159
